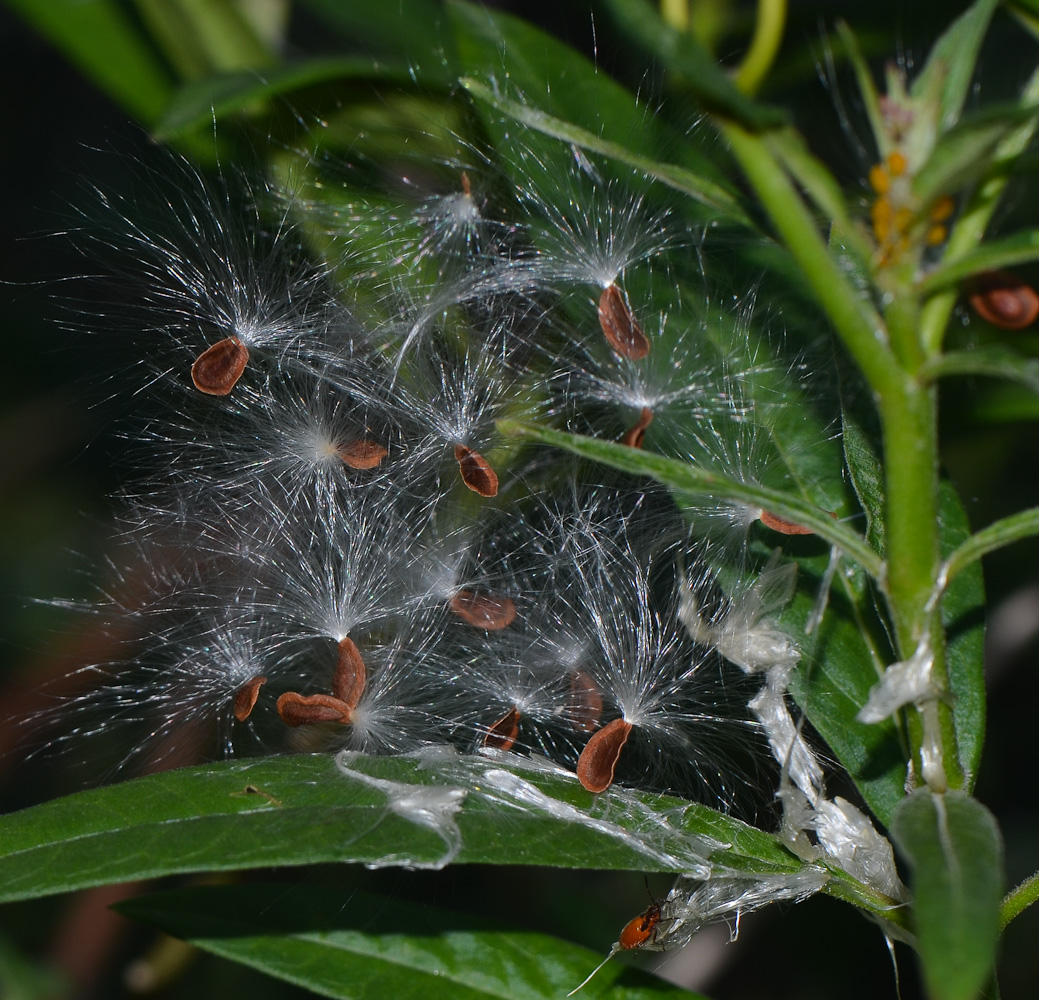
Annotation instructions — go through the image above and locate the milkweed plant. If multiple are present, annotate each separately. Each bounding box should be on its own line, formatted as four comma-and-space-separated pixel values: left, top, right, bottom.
3, 1, 1039, 998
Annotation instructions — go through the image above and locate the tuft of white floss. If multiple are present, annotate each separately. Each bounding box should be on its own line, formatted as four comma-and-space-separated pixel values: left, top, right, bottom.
857, 635, 936, 724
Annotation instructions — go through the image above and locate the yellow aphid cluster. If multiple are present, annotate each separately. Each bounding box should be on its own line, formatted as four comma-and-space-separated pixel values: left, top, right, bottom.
868, 150, 954, 263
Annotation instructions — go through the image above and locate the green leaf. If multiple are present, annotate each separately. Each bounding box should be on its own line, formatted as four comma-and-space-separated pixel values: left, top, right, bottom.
497, 421, 884, 579
118, 883, 705, 1000
597, 0, 785, 130
296, 0, 456, 85
4, 0, 172, 123
910, 0, 1000, 135
914, 105, 1039, 206
891, 790, 1003, 1000
921, 347, 1039, 393
921, 229, 1039, 293
937, 480, 987, 789
0, 753, 803, 904
459, 78, 751, 226
154, 58, 415, 140
836, 20, 887, 157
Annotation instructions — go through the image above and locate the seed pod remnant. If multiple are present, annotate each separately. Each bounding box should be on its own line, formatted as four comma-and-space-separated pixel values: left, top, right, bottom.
483, 706, 522, 750
576, 717, 633, 793
337, 439, 388, 470
621, 407, 653, 449
233, 676, 267, 721
332, 636, 367, 710
454, 444, 499, 496
276, 691, 352, 726
759, 510, 815, 535
598, 284, 650, 360
968, 270, 1039, 330
191, 337, 250, 395
449, 590, 517, 630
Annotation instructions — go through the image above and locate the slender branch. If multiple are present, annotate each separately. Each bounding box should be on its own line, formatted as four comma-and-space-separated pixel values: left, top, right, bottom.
720, 123, 902, 399
944, 506, 1039, 585
732, 0, 788, 96
1001, 870, 1039, 930
499, 420, 886, 580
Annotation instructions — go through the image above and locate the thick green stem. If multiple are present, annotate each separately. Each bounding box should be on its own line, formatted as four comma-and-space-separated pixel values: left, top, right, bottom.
732, 0, 787, 96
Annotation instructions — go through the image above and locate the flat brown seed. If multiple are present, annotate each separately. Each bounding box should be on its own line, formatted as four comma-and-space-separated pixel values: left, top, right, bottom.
454, 444, 499, 497
233, 676, 267, 721
567, 670, 604, 733
336, 439, 388, 470
759, 510, 816, 535
577, 718, 632, 793
449, 589, 517, 630
598, 284, 650, 360
191, 337, 249, 395
621, 407, 654, 449
276, 691, 352, 727
968, 270, 1039, 330
333, 636, 367, 710
483, 705, 522, 750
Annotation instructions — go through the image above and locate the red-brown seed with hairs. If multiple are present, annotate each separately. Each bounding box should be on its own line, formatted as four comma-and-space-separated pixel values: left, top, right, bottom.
332, 636, 367, 710
190, 337, 249, 395
448, 590, 517, 630
233, 676, 267, 721
968, 270, 1039, 330
483, 706, 522, 750
621, 407, 653, 449
276, 691, 352, 727
576, 718, 633, 793
336, 439, 388, 470
454, 444, 499, 496
598, 284, 650, 360
567, 670, 603, 733
759, 510, 816, 535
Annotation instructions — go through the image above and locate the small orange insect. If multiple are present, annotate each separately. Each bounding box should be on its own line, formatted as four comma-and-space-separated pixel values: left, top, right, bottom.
618, 901, 663, 950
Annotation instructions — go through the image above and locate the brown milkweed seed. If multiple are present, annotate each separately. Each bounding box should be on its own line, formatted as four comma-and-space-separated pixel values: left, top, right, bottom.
233, 676, 267, 721
621, 407, 653, 449
968, 270, 1039, 330
567, 670, 603, 734
483, 706, 522, 750
454, 444, 499, 497
598, 284, 650, 360
190, 337, 249, 395
336, 439, 388, 470
759, 510, 816, 535
577, 718, 632, 793
333, 636, 367, 710
448, 590, 517, 630
276, 691, 352, 727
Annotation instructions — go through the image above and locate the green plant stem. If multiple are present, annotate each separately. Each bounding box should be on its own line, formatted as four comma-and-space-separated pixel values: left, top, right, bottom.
1000, 870, 1039, 929
660, 0, 690, 32
944, 506, 1039, 585
720, 123, 902, 402
732, 0, 787, 95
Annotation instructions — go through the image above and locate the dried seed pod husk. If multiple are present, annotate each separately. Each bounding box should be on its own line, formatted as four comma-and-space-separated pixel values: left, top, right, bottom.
333, 636, 367, 710
276, 691, 352, 726
233, 676, 267, 721
449, 590, 517, 630
337, 439, 388, 470
968, 270, 1039, 330
598, 284, 649, 360
191, 337, 249, 395
567, 670, 603, 733
759, 510, 815, 535
621, 407, 653, 449
454, 444, 498, 496
576, 718, 632, 793
483, 706, 522, 750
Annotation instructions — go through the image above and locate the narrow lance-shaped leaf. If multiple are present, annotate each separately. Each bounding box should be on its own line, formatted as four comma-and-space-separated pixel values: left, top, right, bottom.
118, 884, 709, 1000
891, 790, 1003, 1000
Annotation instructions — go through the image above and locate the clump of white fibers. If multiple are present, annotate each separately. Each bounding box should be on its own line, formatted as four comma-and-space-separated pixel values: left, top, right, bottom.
33, 112, 898, 980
